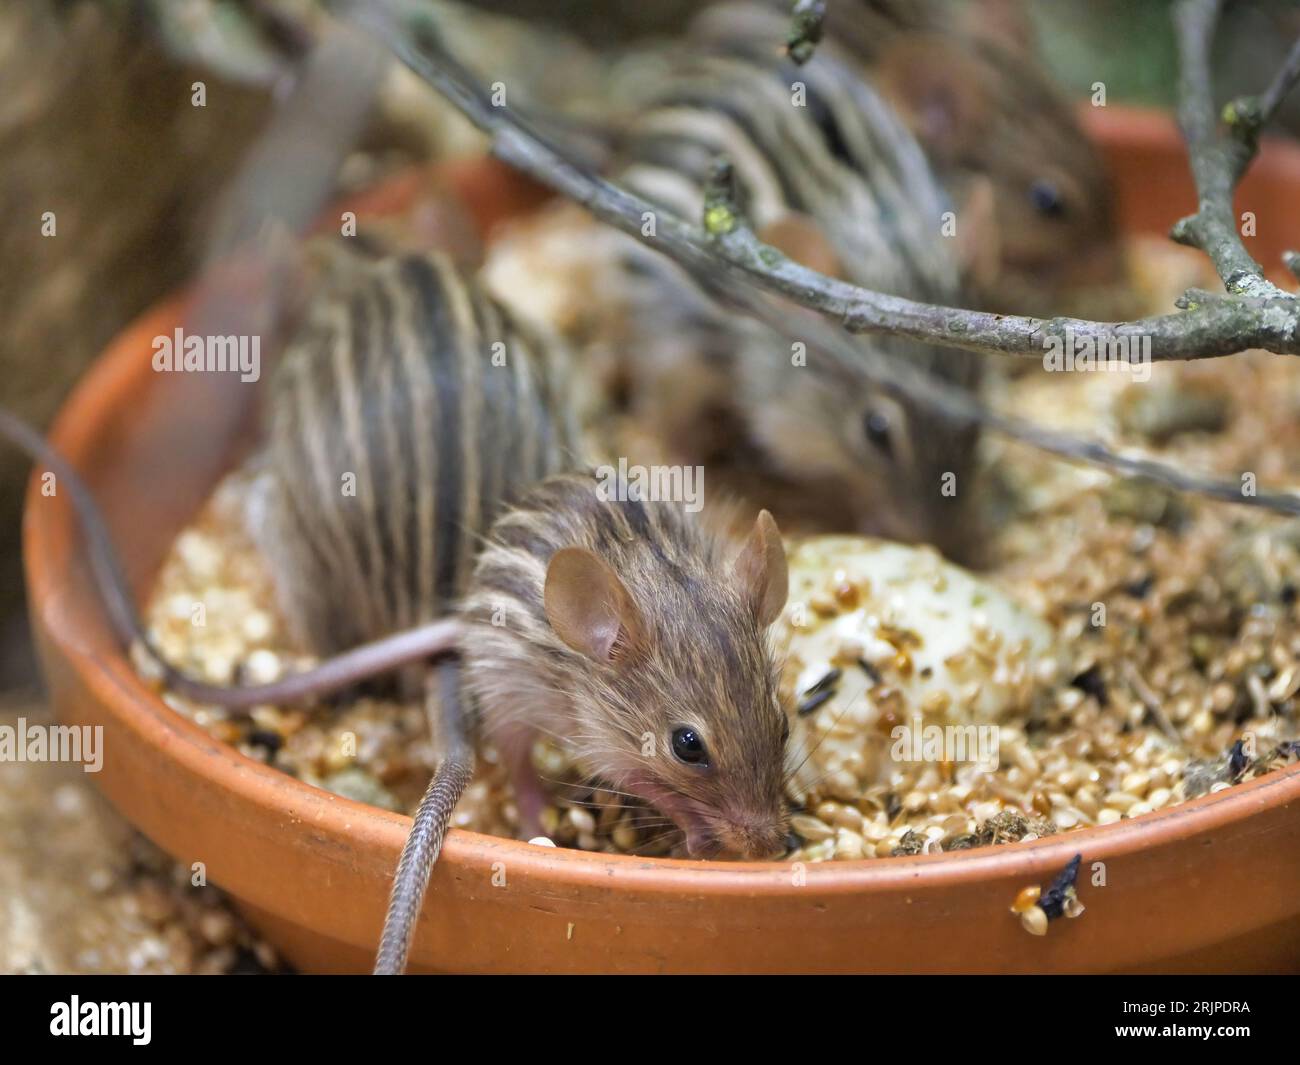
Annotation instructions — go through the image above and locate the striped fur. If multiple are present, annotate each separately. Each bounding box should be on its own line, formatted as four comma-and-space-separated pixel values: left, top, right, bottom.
586, 1, 981, 556
462, 471, 790, 858
254, 248, 578, 655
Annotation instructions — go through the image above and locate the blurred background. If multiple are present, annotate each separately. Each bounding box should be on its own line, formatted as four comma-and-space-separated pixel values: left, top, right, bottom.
2, 0, 1299, 974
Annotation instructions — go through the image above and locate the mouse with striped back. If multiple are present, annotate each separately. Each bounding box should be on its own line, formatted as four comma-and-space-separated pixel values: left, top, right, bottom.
813, 0, 1123, 316
0, 244, 794, 974
525, 0, 982, 564
519, 0, 1118, 566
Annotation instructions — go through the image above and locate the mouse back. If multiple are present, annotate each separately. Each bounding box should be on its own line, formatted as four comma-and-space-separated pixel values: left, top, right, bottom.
251, 249, 578, 655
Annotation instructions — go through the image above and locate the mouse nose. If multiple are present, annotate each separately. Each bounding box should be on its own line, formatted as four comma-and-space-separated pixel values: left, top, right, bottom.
716, 817, 788, 861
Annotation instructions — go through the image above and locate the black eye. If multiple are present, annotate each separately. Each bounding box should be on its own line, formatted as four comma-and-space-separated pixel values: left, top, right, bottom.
671, 727, 709, 766
1030, 179, 1065, 219
864, 409, 893, 456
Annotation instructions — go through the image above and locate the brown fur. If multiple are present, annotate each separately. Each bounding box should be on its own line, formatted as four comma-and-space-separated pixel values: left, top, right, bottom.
251, 248, 578, 655
462, 472, 792, 859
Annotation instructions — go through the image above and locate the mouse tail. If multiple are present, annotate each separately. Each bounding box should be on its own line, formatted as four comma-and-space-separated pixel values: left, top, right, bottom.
374, 659, 475, 975
0, 405, 464, 710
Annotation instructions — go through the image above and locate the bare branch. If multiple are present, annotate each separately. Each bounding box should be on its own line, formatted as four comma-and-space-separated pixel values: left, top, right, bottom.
339, 2, 1300, 517
1170, 0, 1292, 298
1225, 31, 1300, 154
349, 0, 1300, 367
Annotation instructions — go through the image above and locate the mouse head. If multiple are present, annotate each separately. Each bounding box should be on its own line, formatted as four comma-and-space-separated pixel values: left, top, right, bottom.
739, 330, 984, 566
869, 17, 1122, 316
543, 508, 792, 859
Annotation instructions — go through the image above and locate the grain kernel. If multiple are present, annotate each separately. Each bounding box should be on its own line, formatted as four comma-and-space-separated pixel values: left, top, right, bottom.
1010, 885, 1041, 913
790, 814, 835, 842
1020, 906, 1049, 936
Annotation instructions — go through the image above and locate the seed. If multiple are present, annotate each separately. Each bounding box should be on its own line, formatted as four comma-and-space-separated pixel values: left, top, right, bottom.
1127, 801, 1153, 817
834, 828, 865, 860
941, 813, 969, 837
1010, 885, 1041, 914
540, 806, 560, 836
1098, 808, 1122, 825
810, 593, 838, 617
1076, 785, 1097, 821
242, 611, 273, 642
834, 581, 860, 608
1121, 770, 1151, 796
198, 909, 236, 947
1104, 791, 1141, 812
825, 769, 859, 799
798, 688, 835, 717
830, 805, 865, 831
921, 689, 952, 716
804, 667, 843, 697
1053, 808, 1081, 830
528, 836, 557, 848
568, 807, 596, 834
243, 648, 281, 684
902, 790, 928, 813
1020, 906, 1049, 936
790, 814, 835, 842
1148, 787, 1172, 808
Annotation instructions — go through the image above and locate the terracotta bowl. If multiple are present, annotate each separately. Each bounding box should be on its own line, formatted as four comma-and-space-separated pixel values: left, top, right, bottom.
25, 109, 1300, 974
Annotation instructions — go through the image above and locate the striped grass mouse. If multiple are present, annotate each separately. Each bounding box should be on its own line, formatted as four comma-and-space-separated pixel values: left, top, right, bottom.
1, 246, 794, 975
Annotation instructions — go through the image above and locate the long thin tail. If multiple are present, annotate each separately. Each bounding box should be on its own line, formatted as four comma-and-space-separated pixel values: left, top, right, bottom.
0, 406, 463, 708
373, 659, 475, 975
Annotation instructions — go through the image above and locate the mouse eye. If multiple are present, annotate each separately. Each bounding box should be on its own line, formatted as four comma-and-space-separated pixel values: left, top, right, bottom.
1030, 179, 1065, 219
671, 727, 710, 767
863, 409, 894, 457
780, 718, 790, 745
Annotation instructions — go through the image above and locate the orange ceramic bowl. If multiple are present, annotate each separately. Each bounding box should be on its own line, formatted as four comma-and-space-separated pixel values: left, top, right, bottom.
25, 113, 1300, 973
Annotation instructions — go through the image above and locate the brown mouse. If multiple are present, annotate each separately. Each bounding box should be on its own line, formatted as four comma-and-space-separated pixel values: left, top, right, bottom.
527, 0, 982, 562
0, 247, 794, 976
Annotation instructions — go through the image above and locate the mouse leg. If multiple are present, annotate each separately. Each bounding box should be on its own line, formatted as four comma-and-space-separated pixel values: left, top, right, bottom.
497, 725, 547, 839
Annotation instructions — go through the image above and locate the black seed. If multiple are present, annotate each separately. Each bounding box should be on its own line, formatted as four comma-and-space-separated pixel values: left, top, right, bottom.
1227, 739, 1249, 780
248, 729, 283, 754
1071, 664, 1108, 705
1124, 575, 1154, 599
1282, 583, 1297, 605
1039, 853, 1082, 920
797, 688, 835, 716
857, 657, 882, 683
803, 667, 842, 696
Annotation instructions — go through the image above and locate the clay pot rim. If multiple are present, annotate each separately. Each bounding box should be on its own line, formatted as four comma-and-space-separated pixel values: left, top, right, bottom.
25, 105, 1300, 899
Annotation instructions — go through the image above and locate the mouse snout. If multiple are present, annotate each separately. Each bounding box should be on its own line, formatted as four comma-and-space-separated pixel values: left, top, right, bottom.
704, 812, 788, 861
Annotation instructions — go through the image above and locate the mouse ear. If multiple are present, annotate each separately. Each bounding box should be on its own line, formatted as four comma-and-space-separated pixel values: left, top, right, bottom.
544, 547, 643, 665
732, 510, 788, 628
